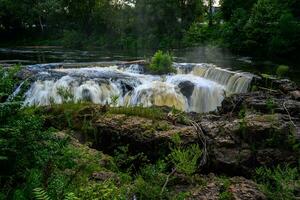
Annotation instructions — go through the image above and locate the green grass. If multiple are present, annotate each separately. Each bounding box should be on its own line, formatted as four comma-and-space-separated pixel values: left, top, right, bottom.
108, 106, 165, 120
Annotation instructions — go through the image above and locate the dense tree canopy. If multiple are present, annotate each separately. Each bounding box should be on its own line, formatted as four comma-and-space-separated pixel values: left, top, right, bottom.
0, 0, 299, 58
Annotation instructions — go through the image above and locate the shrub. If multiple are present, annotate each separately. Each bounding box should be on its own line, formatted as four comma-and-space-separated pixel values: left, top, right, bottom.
255, 165, 299, 200
149, 50, 174, 74
62, 30, 85, 49
169, 134, 202, 175
0, 65, 21, 101
169, 144, 202, 175
276, 65, 289, 78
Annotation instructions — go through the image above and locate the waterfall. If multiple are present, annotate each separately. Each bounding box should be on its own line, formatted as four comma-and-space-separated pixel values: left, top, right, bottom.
175, 63, 253, 94
21, 62, 253, 113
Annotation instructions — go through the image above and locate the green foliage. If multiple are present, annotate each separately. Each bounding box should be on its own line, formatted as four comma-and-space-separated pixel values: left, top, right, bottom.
33, 188, 51, 200
108, 106, 165, 120
64, 193, 80, 200
110, 95, 119, 107
57, 87, 75, 103
113, 145, 148, 171
255, 165, 300, 200
266, 98, 276, 114
149, 51, 174, 74
62, 30, 85, 48
276, 65, 289, 77
0, 65, 21, 100
169, 135, 202, 175
183, 23, 215, 45
133, 160, 168, 199
77, 180, 126, 200
218, 176, 233, 200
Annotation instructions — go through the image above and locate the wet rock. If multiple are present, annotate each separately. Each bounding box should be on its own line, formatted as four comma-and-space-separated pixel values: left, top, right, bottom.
290, 90, 300, 100
178, 81, 195, 99
16, 68, 35, 80
82, 89, 92, 102
0, 93, 8, 103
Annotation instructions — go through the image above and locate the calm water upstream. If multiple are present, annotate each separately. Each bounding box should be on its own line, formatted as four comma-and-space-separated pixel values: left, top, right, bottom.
0, 46, 299, 113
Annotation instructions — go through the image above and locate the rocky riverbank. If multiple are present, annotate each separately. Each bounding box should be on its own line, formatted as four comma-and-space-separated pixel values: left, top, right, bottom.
28, 75, 299, 199
1, 64, 300, 199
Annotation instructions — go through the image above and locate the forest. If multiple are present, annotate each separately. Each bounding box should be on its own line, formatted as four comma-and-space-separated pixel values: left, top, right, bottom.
0, 0, 299, 58
1, 0, 300, 200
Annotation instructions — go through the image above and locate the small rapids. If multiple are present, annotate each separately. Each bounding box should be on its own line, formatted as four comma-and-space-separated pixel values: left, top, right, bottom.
22, 62, 253, 113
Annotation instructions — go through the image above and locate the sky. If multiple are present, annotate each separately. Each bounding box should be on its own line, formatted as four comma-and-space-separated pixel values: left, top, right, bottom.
205, 0, 220, 7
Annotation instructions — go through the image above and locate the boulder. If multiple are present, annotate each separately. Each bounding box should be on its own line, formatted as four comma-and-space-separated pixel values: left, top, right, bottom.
178, 81, 195, 99
290, 90, 300, 100
229, 177, 266, 200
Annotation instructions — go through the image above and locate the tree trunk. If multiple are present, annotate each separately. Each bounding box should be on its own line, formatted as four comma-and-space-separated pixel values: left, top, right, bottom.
39, 16, 44, 33
208, 0, 214, 26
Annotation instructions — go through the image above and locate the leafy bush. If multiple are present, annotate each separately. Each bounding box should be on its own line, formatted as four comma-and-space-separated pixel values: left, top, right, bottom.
62, 30, 85, 48
276, 65, 289, 77
0, 65, 21, 101
255, 165, 300, 200
149, 50, 174, 74
169, 144, 202, 175
169, 134, 202, 175
183, 23, 220, 46
133, 160, 168, 199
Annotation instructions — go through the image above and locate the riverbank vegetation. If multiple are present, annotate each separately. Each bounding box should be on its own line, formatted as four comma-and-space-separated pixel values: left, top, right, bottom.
1, 65, 300, 199
0, 0, 299, 59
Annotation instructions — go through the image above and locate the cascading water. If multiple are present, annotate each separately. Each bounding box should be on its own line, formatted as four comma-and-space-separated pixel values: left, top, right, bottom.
22, 62, 253, 113
175, 63, 253, 94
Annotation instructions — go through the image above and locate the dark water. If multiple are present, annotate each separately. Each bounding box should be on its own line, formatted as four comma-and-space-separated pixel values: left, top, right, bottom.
0, 46, 299, 83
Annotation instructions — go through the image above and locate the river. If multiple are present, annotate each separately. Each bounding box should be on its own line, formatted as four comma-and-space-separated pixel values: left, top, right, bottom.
1, 46, 298, 113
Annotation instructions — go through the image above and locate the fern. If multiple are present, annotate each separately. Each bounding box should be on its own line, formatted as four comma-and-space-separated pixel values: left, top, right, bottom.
169, 144, 202, 175
33, 188, 51, 200
64, 193, 80, 200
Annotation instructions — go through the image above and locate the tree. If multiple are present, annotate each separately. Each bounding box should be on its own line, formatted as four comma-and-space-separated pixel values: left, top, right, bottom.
220, 0, 257, 21
205, 0, 215, 26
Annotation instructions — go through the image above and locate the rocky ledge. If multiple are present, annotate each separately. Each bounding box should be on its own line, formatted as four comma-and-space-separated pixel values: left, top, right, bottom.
41, 79, 300, 173
34, 77, 300, 199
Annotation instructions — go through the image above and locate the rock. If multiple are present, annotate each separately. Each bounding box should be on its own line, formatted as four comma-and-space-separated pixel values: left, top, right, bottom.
0, 93, 8, 103
188, 181, 220, 200
229, 177, 266, 200
94, 114, 198, 159
178, 81, 195, 99
200, 113, 298, 175
185, 175, 265, 200
256, 148, 297, 166
275, 79, 299, 93
90, 171, 119, 184
290, 90, 300, 100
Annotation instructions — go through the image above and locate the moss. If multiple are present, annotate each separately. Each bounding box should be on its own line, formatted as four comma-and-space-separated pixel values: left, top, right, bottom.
276, 65, 289, 78
108, 106, 165, 120
218, 176, 234, 200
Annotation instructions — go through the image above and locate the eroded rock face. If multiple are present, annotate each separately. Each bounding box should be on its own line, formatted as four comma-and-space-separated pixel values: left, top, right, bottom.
39, 78, 300, 177
94, 114, 197, 159
229, 177, 266, 200
183, 175, 266, 200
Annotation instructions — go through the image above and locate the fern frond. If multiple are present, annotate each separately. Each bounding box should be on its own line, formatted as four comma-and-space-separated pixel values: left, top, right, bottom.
33, 188, 51, 200
64, 193, 80, 200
